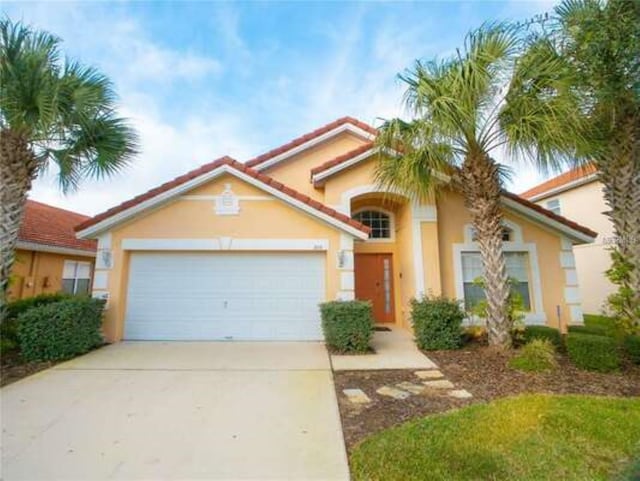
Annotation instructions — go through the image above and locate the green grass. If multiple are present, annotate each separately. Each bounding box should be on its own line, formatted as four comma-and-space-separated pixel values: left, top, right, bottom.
350, 395, 640, 481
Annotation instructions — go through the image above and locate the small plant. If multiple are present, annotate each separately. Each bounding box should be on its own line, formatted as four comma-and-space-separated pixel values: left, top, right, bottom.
566, 333, 621, 372
463, 325, 487, 345
623, 335, 640, 365
17, 297, 105, 362
509, 339, 557, 372
412, 296, 465, 350
319, 300, 373, 353
469, 277, 527, 342
519, 325, 562, 349
605, 249, 640, 335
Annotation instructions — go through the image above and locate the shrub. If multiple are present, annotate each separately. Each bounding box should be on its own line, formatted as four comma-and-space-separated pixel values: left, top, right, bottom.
520, 325, 562, 349
412, 296, 465, 350
463, 325, 487, 345
623, 335, 640, 365
568, 324, 610, 337
1, 293, 71, 352
17, 297, 105, 362
319, 300, 373, 353
566, 333, 621, 372
509, 339, 557, 372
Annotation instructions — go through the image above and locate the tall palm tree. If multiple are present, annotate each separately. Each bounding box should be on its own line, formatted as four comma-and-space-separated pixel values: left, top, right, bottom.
0, 19, 138, 310
516, 0, 640, 330
376, 24, 584, 347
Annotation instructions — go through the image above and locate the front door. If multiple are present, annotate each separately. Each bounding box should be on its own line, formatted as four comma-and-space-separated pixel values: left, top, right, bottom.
354, 253, 395, 323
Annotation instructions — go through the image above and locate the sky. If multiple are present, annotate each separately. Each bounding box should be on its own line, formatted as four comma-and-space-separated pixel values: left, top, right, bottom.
4, 0, 556, 216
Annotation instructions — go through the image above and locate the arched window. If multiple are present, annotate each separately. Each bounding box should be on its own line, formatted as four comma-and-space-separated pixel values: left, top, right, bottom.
353, 209, 392, 239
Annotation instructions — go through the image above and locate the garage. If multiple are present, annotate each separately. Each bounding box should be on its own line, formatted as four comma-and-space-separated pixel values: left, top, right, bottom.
124, 252, 326, 341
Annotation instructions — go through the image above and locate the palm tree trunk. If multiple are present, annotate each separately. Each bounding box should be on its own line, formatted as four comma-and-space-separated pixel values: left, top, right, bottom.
460, 154, 512, 347
599, 113, 640, 326
0, 129, 38, 316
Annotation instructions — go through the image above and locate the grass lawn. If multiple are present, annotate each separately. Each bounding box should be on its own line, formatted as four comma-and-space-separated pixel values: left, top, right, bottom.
350, 394, 640, 481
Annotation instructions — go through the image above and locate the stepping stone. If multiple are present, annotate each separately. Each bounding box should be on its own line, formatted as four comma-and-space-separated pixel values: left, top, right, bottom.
423, 379, 455, 390
414, 370, 444, 379
396, 382, 425, 394
376, 386, 411, 400
343, 389, 371, 404
448, 389, 473, 399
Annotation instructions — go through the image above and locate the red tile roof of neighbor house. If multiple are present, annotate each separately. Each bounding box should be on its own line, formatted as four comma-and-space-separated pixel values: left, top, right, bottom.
18, 200, 97, 253
75, 157, 371, 235
245, 117, 378, 169
520, 164, 598, 200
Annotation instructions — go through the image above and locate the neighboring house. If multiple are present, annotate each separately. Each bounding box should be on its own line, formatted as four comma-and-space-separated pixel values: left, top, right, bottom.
8, 200, 97, 301
75, 117, 596, 342
521, 164, 614, 314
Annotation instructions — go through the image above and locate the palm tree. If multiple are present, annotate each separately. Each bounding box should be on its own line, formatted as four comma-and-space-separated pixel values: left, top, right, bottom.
516, 0, 640, 331
0, 19, 138, 310
376, 24, 583, 347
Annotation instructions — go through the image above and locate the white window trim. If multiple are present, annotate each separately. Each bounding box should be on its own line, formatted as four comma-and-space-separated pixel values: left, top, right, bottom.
352, 206, 396, 242
63, 260, 93, 295
463, 219, 524, 244
453, 241, 546, 325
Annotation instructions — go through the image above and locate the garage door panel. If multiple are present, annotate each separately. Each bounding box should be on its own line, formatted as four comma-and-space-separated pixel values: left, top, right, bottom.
124, 252, 325, 341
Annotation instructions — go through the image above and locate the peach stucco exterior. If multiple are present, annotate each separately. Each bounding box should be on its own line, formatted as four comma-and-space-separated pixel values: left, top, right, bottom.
80, 122, 593, 341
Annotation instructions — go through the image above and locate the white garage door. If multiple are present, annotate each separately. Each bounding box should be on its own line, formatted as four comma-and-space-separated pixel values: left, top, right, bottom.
124, 252, 325, 341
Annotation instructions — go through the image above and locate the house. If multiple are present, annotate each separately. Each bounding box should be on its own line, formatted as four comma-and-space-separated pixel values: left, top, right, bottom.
521, 164, 614, 314
75, 117, 597, 342
8, 200, 97, 301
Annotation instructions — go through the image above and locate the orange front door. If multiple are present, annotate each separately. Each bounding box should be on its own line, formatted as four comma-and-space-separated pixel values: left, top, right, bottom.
354, 253, 395, 323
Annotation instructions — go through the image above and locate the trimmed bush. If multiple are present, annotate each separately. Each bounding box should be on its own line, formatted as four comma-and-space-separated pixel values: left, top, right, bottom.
1, 293, 71, 352
320, 300, 373, 353
17, 297, 105, 362
624, 335, 640, 364
520, 325, 562, 349
509, 339, 557, 372
412, 296, 465, 350
568, 324, 610, 337
566, 333, 621, 372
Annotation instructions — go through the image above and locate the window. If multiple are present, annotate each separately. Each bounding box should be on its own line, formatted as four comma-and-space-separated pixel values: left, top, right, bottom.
470, 227, 513, 242
353, 210, 392, 239
546, 199, 561, 215
62, 261, 92, 295
461, 252, 531, 311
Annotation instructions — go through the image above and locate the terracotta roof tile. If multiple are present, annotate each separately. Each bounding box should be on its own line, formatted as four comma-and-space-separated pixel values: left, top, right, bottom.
76, 156, 370, 236
520, 164, 597, 200
18, 200, 96, 252
245, 117, 377, 169
310, 141, 376, 177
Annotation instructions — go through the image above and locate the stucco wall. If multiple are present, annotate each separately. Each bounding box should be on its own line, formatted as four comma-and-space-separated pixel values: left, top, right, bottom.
536, 181, 615, 313
8, 249, 94, 301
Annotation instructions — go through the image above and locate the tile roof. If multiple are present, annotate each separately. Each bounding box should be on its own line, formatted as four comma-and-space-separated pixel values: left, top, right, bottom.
18, 200, 97, 253
75, 157, 370, 235
520, 164, 598, 200
502, 191, 597, 238
245, 116, 377, 169
310, 141, 375, 178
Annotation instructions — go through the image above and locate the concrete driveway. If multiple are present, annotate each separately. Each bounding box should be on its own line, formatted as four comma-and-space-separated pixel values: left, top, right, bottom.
1, 342, 349, 481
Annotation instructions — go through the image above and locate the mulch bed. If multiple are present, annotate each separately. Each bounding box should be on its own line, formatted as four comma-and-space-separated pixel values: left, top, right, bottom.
334, 344, 640, 450
1, 350, 57, 387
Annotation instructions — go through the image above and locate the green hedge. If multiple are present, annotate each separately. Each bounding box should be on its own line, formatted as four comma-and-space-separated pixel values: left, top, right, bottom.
624, 335, 640, 364
568, 324, 610, 337
566, 333, 621, 372
521, 325, 562, 349
1, 293, 71, 353
320, 300, 373, 353
17, 297, 105, 362
412, 296, 465, 350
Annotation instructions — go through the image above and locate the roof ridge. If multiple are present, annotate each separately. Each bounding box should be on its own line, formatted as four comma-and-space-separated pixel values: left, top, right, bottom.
246, 116, 377, 168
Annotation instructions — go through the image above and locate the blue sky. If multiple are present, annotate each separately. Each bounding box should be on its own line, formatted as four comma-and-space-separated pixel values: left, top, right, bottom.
4, 1, 554, 215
